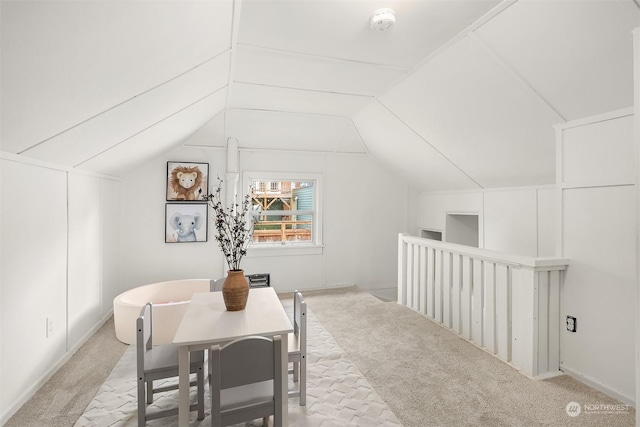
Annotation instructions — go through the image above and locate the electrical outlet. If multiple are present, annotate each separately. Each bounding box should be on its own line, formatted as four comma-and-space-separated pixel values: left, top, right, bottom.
46, 318, 54, 338
566, 316, 577, 332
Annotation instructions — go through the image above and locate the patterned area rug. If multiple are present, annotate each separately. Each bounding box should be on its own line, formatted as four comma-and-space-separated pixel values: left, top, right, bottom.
74, 301, 402, 426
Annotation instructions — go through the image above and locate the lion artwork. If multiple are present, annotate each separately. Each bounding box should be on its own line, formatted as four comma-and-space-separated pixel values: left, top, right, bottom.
169, 165, 203, 201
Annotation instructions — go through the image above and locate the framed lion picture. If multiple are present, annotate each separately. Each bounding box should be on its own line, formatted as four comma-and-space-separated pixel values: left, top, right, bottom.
166, 161, 209, 201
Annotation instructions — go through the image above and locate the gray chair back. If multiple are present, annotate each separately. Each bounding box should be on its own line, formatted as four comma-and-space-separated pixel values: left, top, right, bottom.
136, 302, 205, 425
210, 335, 283, 427
210, 278, 225, 292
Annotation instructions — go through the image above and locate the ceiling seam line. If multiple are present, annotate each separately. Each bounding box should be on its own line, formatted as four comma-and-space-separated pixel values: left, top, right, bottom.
73, 86, 227, 168
375, 99, 484, 189
234, 147, 369, 156
232, 80, 376, 98
349, 118, 371, 156
228, 107, 351, 119
236, 42, 411, 71
468, 31, 566, 122
225, 0, 243, 108
223, 110, 227, 149
553, 107, 634, 132
180, 109, 228, 149
333, 119, 352, 154
18, 49, 231, 156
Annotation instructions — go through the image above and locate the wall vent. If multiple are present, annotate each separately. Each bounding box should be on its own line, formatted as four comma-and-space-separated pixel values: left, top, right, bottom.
245, 273, 270, 288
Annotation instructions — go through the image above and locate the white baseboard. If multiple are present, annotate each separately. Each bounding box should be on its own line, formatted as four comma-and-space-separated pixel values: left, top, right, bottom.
275, 283, 355, 295
560, 364, 636, 408
533, 370, 565, 381
0, 310, 114, 425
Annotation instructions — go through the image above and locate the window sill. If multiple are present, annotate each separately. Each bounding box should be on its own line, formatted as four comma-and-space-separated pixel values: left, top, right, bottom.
246, 244, 324, 257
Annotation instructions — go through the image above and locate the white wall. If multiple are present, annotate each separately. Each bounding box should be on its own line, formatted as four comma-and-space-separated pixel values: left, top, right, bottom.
634, 26, 640, 427
119, 145, 408, 293
242, 150, 408, 291
415, 191, 484, 246
413, 110, 636, 404
119, 146, 227, 289
415, 186, 556, 257
0, 154, 122, 423
558, 110, 636, 404
68, 174, 102, 345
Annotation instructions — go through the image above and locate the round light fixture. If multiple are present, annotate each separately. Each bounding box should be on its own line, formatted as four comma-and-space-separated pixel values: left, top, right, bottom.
370, 8, 395, 32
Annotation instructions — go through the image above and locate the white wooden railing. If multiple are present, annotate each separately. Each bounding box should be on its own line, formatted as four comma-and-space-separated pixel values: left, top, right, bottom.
398, 233, 569, 379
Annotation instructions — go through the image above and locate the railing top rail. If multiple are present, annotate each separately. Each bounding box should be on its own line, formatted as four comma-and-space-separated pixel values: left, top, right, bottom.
255, 220, 312, 225
399, 233, 569, 271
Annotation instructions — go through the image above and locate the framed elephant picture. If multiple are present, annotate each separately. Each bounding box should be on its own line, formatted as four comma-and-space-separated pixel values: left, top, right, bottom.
166, 161, 209, 201
165, 203, 208, 243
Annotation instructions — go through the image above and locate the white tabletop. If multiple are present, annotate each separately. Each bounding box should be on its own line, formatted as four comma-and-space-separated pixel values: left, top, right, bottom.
173, 287, 293, 347
174, 287, 293, 427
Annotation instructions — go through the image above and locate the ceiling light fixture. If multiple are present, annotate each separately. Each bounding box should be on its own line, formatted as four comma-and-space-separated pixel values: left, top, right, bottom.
370, 8, 396, 32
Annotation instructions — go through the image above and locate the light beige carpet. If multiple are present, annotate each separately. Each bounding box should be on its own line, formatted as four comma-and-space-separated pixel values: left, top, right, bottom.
4, 317, 128, 427
73, 298, 402, 426
302, 287, 635, 426
6, 287, 636, 427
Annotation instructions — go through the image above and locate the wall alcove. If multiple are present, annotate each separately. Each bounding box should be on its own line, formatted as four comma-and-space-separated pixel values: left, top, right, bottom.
445, 213, 479, 248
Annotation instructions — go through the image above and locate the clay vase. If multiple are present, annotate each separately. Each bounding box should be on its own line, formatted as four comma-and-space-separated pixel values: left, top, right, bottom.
222, 270, 250, 311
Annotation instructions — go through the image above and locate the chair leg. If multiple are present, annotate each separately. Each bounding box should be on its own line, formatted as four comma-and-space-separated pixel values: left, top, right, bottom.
146, 379, 153, 404
197, 364, 205, 420
262, 416, 269, 426
300, 355, 306, 406
137, 375, 146, 427
293, 361, 299, 383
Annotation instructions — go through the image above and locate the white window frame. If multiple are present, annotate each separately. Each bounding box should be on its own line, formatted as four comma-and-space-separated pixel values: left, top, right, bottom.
243, 171, 323, 257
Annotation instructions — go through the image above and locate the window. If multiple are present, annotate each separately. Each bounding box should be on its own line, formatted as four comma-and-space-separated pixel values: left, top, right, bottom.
244, 172, 322, 255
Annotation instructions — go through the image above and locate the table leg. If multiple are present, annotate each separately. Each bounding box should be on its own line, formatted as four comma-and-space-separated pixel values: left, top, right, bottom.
280, 333, 288, 427
178, 346, 190, 427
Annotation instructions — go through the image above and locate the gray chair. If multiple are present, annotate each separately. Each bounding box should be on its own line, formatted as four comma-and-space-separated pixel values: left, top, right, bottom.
210, 277, 225, 292
209, 336, 283, 427
288, 291, 307, 406
136, 303, 205, 426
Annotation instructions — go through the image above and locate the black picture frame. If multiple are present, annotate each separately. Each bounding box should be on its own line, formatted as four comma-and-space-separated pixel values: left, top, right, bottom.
166, 161, 209, 202
165, 203, 208, 243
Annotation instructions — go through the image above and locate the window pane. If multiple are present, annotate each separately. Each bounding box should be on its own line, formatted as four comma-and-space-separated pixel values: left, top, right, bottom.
250, 180, 314, 243
252, 216, 313, 243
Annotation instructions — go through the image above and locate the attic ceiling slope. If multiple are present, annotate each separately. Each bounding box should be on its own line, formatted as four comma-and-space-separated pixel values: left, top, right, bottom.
236, 0, 502, 68
225, 109, 367, 153
228, 82, 373, 117
475, 0, 639, 121
2, 0, 636, 187
233, 45, 408, 96
80, 89, 228, 177
379, 34, 560, 189
1, 0, 232, 176
354, 102, 481, 192
182, 113, 227, 149
23, 53, 231, 169
223, 0, 503, 168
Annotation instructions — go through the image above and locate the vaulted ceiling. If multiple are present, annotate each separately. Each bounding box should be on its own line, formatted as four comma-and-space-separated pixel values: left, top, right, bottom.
2, 0, 638, 191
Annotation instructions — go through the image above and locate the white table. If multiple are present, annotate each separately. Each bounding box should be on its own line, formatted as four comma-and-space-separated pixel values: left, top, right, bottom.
172, 287, 293, 427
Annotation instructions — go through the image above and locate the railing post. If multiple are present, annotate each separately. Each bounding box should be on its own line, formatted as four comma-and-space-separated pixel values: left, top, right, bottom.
510, 265, 566, 378
397, 234, 568, 379
397, 233, 407, 305
511, 267, 536, 377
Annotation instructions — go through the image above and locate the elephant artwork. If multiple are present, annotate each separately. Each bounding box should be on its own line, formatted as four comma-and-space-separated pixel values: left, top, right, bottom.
170, 212, 202, 242
165, 204, 208, 243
